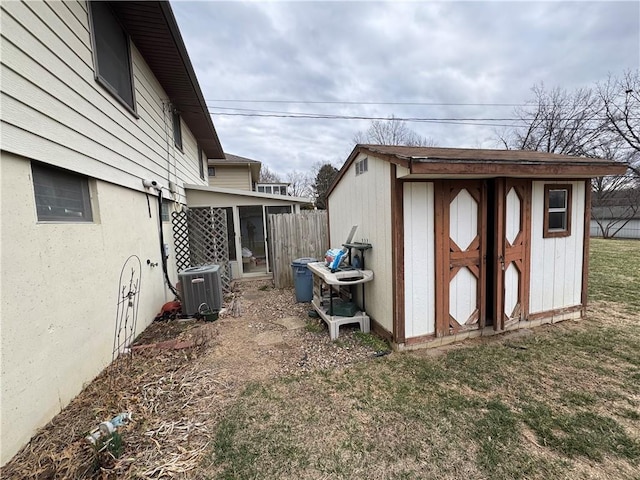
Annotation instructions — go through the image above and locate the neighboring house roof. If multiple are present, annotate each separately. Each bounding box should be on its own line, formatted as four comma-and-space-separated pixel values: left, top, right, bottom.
208, 153, 262, 181
211, 153, 261, 164
109, 1, 224, 159
330, 144, 627, 196
185, 184, 310, 203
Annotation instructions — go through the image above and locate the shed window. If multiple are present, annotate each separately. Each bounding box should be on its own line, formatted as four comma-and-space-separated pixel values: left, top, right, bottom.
32, 162, 93, 222
89, 1, 135, 112
543, 184, 572, 238
355, 157, 368, 175
172, 111, 183, 151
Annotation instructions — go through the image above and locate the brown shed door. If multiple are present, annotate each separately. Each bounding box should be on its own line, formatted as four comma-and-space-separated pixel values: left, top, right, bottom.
435, 181, 487, 336
435, 179, 531, 337
496, 179, 531, 330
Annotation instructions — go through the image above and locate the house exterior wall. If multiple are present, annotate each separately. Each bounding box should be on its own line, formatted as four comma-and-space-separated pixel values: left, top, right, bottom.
529, 180, 585, 313
403, 182, 436, 338
208, 165, 252, 191
0, 152, 174, 465
1, 0, 207, 204
0, 0, 208, 465
328, 153, 393, 333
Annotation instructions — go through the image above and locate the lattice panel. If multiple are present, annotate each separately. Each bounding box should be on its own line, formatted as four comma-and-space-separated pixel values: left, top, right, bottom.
172, 208, 231, 293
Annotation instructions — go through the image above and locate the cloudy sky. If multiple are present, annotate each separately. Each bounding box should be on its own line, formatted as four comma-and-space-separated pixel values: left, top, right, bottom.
171, 1, 640, 176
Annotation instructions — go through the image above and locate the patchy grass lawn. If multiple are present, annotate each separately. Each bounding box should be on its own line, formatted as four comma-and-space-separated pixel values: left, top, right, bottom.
589, 238, 640, 311
202, 239, 640, 480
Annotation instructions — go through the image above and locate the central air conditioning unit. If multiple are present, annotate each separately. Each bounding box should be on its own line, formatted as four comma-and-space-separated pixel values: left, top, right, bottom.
178, 265, 223, 315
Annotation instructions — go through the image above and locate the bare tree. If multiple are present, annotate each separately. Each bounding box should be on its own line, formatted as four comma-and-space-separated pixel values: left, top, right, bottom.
597, 70, 640, 177
353, 115, 436, 146
286, 170, 312, 198
497, 78, 640, 238
259, 165, 282, 183
496, 83, 607, 157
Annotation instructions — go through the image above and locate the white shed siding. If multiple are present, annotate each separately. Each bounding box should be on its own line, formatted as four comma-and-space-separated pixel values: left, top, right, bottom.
529, 181, 585, 313
0, 0, 206, 203
328, 154, 393, 332
403, 182, 436, 337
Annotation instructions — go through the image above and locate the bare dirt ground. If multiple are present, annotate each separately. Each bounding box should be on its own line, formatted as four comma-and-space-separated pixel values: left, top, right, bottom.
1, 280, 386, 479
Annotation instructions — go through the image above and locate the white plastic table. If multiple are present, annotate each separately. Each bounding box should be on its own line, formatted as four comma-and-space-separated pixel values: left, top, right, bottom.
306, 262, 374, 340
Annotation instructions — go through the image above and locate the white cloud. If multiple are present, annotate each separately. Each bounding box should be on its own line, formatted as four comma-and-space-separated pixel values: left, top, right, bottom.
172, 0, 640, 175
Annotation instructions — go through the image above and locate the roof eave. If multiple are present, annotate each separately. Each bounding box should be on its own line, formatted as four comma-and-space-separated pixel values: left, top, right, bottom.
408, 159, 627, 177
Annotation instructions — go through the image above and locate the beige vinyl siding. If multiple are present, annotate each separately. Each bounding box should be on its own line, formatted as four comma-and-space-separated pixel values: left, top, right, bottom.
0, 0, 206, 203
328, 153, 394, 333
529, 180, 585, 313
209, 165, 253, 190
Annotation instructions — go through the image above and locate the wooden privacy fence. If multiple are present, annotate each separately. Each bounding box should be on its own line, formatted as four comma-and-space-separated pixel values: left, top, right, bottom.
268, 210, 329, 288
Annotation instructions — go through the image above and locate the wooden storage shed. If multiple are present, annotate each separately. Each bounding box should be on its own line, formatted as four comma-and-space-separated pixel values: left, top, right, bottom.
327, 145, 626, 349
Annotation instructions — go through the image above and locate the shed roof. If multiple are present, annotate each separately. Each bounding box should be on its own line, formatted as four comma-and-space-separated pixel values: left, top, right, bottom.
330, 145, 627, 196
109, 1, 224, 159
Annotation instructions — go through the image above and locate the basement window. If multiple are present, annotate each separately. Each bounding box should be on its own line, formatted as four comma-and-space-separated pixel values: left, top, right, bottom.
543, 184, 572, 238
355, 157, 368, 175
32, 162, 93, 222
89, 1, 136, 113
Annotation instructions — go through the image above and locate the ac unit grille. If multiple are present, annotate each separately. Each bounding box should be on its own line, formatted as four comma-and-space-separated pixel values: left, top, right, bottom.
178, 265, 223, 315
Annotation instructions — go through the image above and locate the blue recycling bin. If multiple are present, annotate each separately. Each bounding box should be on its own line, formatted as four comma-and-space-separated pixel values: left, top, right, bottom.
291, 257, 317, 302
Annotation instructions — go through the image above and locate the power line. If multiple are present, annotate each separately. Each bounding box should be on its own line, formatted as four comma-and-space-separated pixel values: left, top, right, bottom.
204, 99, 534, 107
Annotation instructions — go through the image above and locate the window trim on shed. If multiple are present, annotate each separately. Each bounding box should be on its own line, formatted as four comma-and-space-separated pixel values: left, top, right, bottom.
543, 184, 572, 238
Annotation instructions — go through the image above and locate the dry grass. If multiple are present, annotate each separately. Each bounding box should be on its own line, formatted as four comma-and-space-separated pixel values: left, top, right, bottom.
2, 241, 639, 479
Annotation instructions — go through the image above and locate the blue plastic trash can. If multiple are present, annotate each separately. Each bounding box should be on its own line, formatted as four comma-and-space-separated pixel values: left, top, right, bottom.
291, 257, 317, 302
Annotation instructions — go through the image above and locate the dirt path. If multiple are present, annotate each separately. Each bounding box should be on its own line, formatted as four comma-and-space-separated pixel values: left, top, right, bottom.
1, 280, 384, 479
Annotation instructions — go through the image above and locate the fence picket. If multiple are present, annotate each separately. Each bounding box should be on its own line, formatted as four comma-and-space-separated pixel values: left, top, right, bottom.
268, 211, 329, 288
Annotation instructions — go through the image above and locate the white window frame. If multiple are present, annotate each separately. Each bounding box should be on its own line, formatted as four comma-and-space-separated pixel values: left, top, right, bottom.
543, 184, 572, 238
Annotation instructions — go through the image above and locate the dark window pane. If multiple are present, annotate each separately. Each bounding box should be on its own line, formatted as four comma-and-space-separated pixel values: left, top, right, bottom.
548, 189, 567, 209
208, 166, 216, 176
91, 2, 134, 108
198, 147, 204, 179
224, 207, 236, 260
32, 163, 92, 222
172, 112, 182, 150
548, 211, 566, 230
